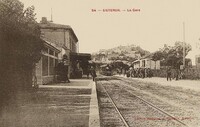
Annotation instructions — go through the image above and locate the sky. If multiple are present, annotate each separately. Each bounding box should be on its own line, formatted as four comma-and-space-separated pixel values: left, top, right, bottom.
20, 0, 200, 64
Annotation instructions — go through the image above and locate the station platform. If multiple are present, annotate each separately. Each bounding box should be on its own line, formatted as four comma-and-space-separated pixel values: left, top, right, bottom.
0, 79, 100, 127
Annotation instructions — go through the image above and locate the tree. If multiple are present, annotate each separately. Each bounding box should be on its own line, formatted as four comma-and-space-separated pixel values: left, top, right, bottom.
152, 51, 164, 61
0, 0, 44, 96
135, 46, 150, 57
152, 42, 192, 68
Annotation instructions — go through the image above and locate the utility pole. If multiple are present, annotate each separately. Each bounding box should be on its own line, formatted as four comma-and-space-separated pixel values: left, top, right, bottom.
183, 22, 185, 68
199, 38, 200, 49
50, 8, 53, 22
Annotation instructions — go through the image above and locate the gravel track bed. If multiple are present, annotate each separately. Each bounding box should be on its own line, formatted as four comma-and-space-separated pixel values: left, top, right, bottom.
97, 79, 184, 127
97, 81, 125, 127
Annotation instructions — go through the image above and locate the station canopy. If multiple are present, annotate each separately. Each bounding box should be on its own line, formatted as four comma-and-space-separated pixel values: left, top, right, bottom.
70, 52, 91, 61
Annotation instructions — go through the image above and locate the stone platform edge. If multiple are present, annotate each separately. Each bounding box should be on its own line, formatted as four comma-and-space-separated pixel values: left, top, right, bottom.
89, 81, 100, 127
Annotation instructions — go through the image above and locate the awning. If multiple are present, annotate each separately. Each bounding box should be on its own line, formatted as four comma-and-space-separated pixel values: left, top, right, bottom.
70, 52, 91, 61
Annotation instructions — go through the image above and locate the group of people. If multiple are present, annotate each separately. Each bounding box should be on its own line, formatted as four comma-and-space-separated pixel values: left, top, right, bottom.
57, 60, 97, 83
118, 67, 153, 78
166, 67, 184, 81
71, 65, 97, 81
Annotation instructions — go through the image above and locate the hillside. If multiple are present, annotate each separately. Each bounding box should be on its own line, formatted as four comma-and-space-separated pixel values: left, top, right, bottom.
92, 44, 150, 62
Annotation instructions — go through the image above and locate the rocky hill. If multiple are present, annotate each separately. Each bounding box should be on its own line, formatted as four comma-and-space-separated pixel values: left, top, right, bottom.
92, 44, 150, 62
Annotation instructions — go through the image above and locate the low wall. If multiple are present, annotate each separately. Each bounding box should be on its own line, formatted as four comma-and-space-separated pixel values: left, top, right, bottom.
184, 68, 200, 80
152, 68, 200, 80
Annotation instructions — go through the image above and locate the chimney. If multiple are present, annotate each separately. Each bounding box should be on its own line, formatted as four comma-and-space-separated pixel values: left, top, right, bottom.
41, 17, 48, 24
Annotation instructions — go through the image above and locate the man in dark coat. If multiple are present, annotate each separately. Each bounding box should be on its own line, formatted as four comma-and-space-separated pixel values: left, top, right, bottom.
57, 61, 70, 83
167, 67, 172, 81
90, 66, 96, 81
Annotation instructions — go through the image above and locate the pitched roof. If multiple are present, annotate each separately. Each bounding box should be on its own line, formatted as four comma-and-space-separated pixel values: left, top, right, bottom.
39, 22, 71, 29
141, 53, 154, 59
39, 21, 78, 42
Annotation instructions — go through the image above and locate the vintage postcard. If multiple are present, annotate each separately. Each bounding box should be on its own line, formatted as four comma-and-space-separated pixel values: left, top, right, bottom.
0, 0, 200, 127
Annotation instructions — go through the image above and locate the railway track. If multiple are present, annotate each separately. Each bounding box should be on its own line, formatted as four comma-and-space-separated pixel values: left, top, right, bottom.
97, 80, 189, 127
100, 82, 130, 127
116, 77, 199, 124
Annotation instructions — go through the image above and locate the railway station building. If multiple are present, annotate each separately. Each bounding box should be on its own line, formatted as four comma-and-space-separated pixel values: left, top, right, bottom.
35, 17, 91, 85
133, 54, 160, 69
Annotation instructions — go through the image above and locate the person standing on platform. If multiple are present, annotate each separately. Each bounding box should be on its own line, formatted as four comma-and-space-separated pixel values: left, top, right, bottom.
90, 66, 97, 81
57, 60, 70, 83
86, 66, 90, 79
63, 63, 70, 83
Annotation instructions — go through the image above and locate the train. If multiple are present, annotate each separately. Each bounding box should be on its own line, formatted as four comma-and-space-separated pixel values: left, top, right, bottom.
100, 64, 112, 76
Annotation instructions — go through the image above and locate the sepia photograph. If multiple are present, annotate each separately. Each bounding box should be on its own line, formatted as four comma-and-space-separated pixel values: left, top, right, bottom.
0, 0, 200, 127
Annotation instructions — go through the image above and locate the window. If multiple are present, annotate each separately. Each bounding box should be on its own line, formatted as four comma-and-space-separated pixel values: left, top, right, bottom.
198, 57, 200, 63
49, 49, 54, 55
49, 57, 54, 75
70, 38, 72, 50
55, 53, 58, 57
55, 59, 58, 67
43, 47, 48, 54
142, 60, 145, 67
42, 56, 48, 76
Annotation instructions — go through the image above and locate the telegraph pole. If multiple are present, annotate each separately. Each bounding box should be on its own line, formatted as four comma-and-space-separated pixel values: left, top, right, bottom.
50, 8, 53, 22
183, 22, 185, 68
